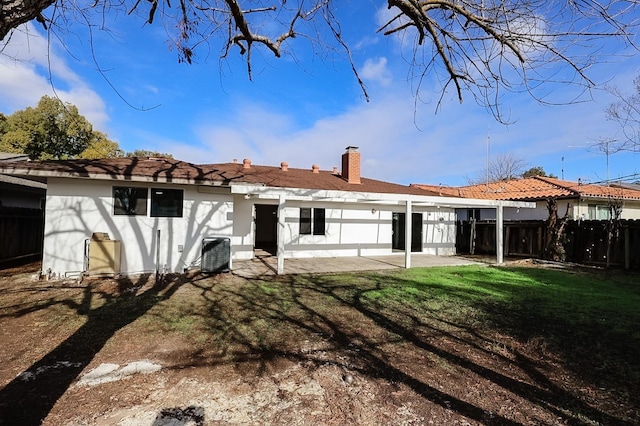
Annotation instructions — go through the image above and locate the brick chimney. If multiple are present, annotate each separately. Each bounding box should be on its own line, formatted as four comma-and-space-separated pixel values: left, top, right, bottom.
341, 146, 361, 184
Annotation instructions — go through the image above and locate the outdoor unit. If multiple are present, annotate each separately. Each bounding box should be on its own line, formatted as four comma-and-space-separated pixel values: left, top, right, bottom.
87, 233, 121, 276
201, 237, 231, 273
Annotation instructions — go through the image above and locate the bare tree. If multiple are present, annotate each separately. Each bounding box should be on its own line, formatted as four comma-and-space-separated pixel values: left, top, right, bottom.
605, 191, 624, 268
544, 197, 570, 262
2, 1, 639, 119
604, 73, 640, 153
467, 152, 527, 185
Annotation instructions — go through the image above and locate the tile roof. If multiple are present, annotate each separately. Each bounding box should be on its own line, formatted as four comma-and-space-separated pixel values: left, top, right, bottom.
413, 176, 640, 201
0, 157, 443, 197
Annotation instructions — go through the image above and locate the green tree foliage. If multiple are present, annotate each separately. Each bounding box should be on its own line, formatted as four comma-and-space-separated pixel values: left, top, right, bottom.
125, 149, 173, 159
78, 131, 124, 159
0, 96, 122, 160
522, 166, 558, 179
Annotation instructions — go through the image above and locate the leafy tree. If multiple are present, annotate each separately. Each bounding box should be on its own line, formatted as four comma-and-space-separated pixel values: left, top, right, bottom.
124, 150, 173, 159
522, 166, 558, 179
78, 131, 124, 159
0, 113, 7, 135
2, 2, 639, 121
1, 96, 93, 159
0, 95, 122, 160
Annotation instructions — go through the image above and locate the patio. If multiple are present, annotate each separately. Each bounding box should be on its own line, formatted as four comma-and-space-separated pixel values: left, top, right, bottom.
231, 253, 488, 278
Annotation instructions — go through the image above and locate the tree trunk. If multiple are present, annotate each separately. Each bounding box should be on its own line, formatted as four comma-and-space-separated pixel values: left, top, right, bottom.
544, 198, 569, 262
1, 0, 54, 41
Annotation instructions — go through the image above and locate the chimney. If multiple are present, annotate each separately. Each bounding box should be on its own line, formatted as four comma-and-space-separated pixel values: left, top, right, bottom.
243, 158, 251, 169
232, 158, 238, 164
332, 166, 339, 175
281, 161, 289, 171
312, 164, 320, 174
341, 146, 361, 184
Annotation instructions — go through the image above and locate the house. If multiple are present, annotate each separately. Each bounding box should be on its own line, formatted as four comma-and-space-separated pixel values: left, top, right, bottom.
0, 147, 532, 277
0, 153, 47, 265
413, 176, 640, 221
0, 153, 46, 210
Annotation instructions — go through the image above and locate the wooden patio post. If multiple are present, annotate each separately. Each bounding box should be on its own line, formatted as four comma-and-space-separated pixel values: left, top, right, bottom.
405, 199, 412, 269
277, 195, 286, 274
496, 204, 504, 264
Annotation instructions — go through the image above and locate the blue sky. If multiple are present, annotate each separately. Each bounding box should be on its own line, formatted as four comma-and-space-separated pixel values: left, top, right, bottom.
1, 3, 639, 187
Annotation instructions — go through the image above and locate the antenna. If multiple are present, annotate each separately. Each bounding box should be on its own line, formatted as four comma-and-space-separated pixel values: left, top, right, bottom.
486, 125, 491, 192
561, 156, 564, 180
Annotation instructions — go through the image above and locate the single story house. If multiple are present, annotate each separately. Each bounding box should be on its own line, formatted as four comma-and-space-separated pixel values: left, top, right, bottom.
0, 147, 532, 277
413, 176, 640, 222
0, 153, 46, 210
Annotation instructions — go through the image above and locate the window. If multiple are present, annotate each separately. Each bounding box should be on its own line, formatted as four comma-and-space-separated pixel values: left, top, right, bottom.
151, 188, 183, 217
300, 207, 325, 235
467, 209, 481, 220
588, 204, 609, 220
313, 208, 325, 235
113, 187, 148, 215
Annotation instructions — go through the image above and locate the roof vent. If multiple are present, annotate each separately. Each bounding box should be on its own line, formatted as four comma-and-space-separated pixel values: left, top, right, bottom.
281, 162, 289, 171
332, 166, 339, 175
312, 164, 320, 174
243, 158, 251, 169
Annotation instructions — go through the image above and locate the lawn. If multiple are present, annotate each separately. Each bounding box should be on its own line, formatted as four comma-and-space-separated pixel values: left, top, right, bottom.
0, 262, 638, 425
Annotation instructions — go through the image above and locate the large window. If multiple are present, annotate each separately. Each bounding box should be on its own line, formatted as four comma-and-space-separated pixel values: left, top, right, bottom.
113, 187, 148, 215
588, 204, 610, 220
151, 188, 184, 217
300, 207, 326, 235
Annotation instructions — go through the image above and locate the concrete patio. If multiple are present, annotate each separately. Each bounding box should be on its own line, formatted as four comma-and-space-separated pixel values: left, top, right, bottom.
231, 253, 489, 278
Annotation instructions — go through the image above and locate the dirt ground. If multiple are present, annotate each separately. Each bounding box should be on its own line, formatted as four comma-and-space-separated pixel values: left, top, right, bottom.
0, 261, 637, 425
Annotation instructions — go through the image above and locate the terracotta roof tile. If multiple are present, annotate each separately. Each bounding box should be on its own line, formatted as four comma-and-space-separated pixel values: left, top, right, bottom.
413, 176, 640, 201
415, 178, 572, 200
414, 176, 640, 201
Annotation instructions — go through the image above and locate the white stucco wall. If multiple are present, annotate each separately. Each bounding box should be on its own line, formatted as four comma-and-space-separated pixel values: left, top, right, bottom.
43, 178, 233, 276
457, 200, 573, 221
43, 179, 460, 276
230, 200, 457, 260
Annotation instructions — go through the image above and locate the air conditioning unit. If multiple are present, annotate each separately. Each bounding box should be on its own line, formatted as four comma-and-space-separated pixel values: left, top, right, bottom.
88, 233, 121, 276
201, 237, 231, 273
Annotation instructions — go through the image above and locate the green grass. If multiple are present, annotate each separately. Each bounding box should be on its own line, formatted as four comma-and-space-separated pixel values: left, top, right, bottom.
5, 263, 637, 423
370, 265, 639, 328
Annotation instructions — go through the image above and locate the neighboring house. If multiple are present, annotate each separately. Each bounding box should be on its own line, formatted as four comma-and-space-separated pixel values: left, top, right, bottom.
413, 176, 640, 221
0, 147, 532, 277
0, 153, 47, 265
0, 153, 46, 210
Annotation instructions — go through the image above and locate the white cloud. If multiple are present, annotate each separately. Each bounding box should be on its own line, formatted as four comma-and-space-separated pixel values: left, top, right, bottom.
360, 57, 392, 86
0, 24, 108, 129
157, 70, 640, 188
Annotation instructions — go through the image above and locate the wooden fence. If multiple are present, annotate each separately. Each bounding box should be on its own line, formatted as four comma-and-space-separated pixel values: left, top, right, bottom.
0, 207, 44, 266
457, 219, 640, 269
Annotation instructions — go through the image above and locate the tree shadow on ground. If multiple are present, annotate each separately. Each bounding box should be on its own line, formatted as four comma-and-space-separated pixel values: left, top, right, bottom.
187, 269, 637, 425
0, 273, 187, 426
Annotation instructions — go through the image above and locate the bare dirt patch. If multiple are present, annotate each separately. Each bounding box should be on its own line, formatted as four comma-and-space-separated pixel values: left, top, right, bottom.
0, 261, 637, 425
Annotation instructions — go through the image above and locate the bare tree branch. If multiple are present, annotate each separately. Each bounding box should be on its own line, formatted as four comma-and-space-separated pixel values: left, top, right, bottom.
2, 0, 639, 119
